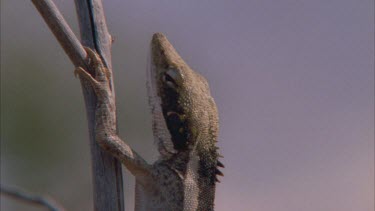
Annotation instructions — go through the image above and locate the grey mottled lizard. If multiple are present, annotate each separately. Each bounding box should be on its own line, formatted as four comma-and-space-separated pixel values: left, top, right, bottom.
75, 33, 223, 211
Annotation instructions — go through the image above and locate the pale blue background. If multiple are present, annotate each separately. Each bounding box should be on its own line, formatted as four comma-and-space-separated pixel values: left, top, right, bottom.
1, 1, 373, 210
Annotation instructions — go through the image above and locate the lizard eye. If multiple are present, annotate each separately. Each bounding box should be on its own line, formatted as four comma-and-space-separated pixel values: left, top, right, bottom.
162, 69, 179, 88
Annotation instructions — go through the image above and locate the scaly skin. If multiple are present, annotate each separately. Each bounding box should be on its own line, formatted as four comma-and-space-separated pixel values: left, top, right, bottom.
75, 33, 223, 211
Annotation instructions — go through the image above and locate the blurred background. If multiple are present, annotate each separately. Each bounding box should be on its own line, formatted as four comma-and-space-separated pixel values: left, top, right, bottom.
1, 0, 373, 210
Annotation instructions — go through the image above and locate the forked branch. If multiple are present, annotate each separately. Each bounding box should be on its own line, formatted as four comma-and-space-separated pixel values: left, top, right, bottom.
30, 0, 124, 210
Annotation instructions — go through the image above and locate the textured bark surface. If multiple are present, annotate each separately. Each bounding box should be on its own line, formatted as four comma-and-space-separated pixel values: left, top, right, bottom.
75, 1, 124, 211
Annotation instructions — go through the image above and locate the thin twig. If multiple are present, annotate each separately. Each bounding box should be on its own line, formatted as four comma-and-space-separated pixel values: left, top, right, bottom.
0, 185, 66, 211
31, 0, 87, 68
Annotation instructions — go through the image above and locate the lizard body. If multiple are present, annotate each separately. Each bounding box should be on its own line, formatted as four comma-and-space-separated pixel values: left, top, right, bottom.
75, 33, 222, 211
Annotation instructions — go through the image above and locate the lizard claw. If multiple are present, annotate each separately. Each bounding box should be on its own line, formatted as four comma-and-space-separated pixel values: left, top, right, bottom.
84, 47, 102, 66
83, 47, 111, 83
74, 47, 112, 97
74, 68, 79, 78
74, 66, 100, 88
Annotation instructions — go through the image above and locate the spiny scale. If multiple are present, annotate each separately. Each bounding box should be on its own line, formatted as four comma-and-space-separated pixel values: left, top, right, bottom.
217, 160, 225, 168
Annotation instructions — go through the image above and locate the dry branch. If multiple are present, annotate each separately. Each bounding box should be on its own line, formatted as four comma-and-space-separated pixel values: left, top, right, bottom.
31, 0, 86, 68
30, 0, 125, 210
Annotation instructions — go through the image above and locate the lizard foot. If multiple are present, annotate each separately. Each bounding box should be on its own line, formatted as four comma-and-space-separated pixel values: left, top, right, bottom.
74, 66, 100, 88
84, 47, 111, 83
74, 47, 112, 95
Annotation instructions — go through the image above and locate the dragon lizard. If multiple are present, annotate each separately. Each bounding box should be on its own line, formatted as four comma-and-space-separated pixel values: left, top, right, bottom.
74, 33, 223, 211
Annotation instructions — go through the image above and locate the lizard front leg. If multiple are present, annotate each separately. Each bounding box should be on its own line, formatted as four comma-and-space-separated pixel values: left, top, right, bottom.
75, 47, 151, 179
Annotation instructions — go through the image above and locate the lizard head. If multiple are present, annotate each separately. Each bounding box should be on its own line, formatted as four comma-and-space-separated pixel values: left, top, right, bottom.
148, 33, 223, 186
